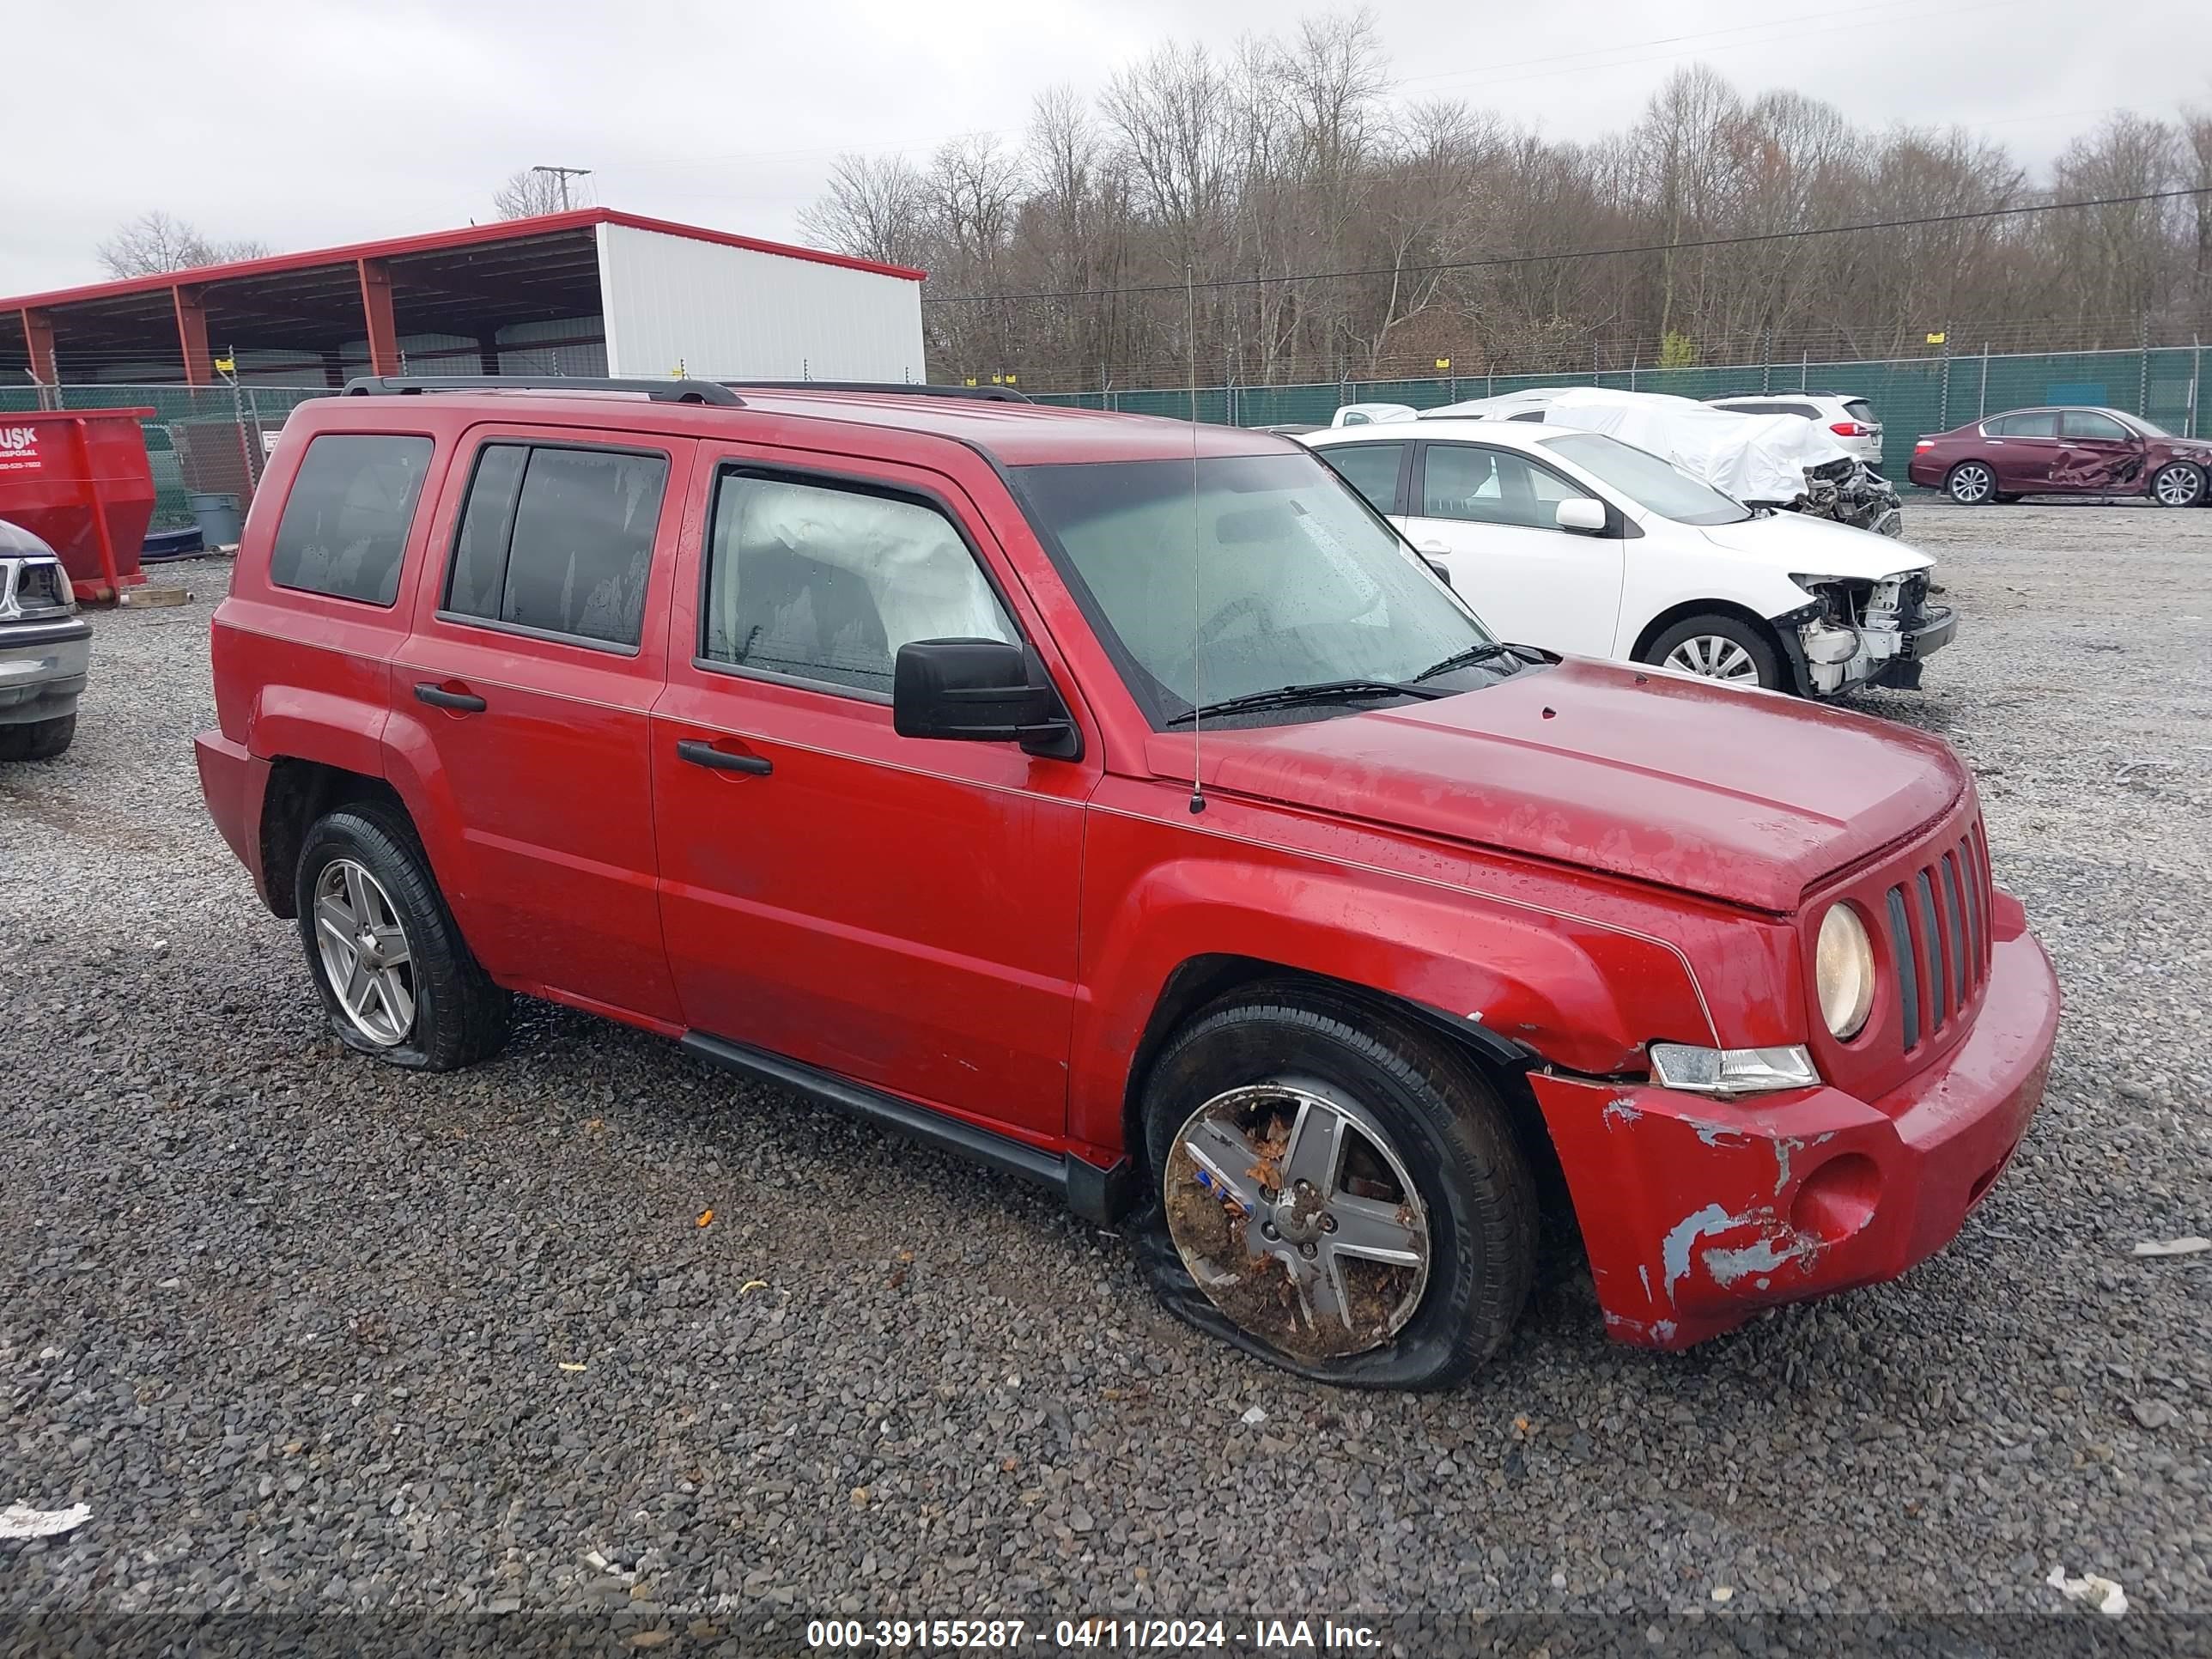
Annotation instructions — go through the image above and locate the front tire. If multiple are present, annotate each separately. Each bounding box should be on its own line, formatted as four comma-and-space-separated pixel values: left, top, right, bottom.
1139, 985, 1535, 1390
2150, 461, 2205, 508
1641, 613, 1785, 690
1946, 461, 1997, 504
293, 801, 510, 1071
0, 712, 76, 761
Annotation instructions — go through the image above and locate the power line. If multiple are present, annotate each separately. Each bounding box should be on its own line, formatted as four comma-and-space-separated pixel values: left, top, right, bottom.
922, 185, 2212, 306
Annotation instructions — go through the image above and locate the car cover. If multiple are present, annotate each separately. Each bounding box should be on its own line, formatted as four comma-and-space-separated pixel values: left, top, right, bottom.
1515, 388, 1853, 505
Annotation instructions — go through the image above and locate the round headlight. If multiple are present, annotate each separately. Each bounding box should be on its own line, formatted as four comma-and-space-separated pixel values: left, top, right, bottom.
1815, 903, 1875, 1040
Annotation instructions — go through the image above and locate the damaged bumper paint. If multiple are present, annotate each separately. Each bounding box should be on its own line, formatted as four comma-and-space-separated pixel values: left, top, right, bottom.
1529, 912, 2058, 1351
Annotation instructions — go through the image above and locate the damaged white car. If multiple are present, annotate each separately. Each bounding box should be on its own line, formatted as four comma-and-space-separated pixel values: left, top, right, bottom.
1300, 418, 1953, 697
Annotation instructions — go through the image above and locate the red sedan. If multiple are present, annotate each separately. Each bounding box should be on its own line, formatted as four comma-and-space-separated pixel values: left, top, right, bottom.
1909, 405, 2212, 506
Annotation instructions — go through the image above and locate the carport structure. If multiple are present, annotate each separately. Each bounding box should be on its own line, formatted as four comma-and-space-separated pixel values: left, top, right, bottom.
0, 209, 927, 387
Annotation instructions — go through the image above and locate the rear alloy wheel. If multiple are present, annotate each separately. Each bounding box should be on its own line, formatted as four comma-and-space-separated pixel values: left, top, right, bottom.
1946, 461, 1996, 505
1641, 613, 1784, 691
311, 859, 417, 1047
2150, 461, 2205, 508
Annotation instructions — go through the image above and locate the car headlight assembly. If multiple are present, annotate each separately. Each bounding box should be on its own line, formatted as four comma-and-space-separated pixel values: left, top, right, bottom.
1649, 1042, 1820, 1097
1815, 902, 1876, 1040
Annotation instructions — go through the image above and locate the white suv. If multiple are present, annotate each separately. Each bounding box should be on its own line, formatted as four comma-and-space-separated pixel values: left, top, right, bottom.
1703, 392, 1882, 468
1300, 419, 1948, 698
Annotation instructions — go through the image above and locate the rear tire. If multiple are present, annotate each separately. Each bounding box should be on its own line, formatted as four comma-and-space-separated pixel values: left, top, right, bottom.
1945, 461, 1997, 504
1139, 985, 1535, 1390
293, 801, 510, 1071
1640, 613, 1785, 691
0, 713, 76, 761
2150, 461, 2205, 508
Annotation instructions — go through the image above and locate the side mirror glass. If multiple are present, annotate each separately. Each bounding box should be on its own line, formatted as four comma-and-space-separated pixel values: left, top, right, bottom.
1554, 497, 1607, 533
1420, 553, 1453, 588
892, 639, 1080, 759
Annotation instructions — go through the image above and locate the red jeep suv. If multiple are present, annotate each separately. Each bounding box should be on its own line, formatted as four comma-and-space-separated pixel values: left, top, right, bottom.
197, 376, 2058, 1389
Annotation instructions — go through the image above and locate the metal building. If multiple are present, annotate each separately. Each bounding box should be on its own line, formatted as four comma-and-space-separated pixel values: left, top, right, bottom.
0, 209, 927, 388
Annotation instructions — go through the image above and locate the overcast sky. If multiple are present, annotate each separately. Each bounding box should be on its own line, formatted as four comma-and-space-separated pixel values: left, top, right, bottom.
7, 0, 2208, 296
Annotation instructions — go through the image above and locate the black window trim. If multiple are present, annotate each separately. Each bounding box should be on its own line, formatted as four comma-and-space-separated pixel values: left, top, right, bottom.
690, 457, 1036, 710
433, 434, 674, 659
1411, 440, 1632, 539
267, 428, 437, 611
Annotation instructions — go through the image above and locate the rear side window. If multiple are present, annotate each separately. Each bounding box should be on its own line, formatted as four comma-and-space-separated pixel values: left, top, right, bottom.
268, 434, 433, 606
441, 443, 668, 648
1321, 442, 1407, 514
1844, 400, 1878, 424
1990, 411, 2058, 438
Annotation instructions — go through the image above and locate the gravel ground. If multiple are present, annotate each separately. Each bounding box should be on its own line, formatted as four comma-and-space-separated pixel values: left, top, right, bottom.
2, 508, 2208, 1644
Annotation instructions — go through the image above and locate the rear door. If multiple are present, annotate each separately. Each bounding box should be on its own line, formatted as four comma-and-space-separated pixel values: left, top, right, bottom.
1984, 410, 2061, 492
1398, 441, 1623, 657
1315, 439, 1410, 516
649, 443, 1097, 1142
390, 426, 689, 1026
2053, 409, 2144, 492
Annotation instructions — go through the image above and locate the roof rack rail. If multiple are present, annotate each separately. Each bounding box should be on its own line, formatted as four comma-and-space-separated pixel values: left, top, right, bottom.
726, 380, 1034, 404
341, 374, 745, 406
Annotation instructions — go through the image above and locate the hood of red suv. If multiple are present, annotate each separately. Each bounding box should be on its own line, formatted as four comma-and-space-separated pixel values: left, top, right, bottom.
1170, 659, 1966, 912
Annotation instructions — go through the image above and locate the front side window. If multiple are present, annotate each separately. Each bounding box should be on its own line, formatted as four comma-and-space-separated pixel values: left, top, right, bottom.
1015, 451, 1492, 722
1537, 430, 1750, 526
1420, 445, 1581, 531
269, 434, 433, 605
701, 471, 1016, 697
2061, 410, 2130, 441
1317, 442, 1406, 515
442, 443, 668, 647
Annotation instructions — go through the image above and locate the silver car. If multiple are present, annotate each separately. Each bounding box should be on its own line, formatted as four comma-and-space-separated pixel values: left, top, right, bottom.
0, 518, 89, 761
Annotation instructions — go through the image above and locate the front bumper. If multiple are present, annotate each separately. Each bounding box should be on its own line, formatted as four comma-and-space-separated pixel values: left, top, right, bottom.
1528, 895, 2057, 1350
0, 617, 92, 724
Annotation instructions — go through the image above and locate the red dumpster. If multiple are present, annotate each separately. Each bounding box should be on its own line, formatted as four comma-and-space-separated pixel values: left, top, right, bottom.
0, 407, 156, 603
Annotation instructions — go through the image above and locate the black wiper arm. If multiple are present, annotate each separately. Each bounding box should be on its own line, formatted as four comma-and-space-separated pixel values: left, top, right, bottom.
1164, 678, 1445, 727
1410, 641, 1524, 682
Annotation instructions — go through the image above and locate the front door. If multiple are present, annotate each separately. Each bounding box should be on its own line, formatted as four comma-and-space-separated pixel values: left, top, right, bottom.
650, 447, 1096, 1143
1398, 441, 1625, 658
392, 428, 689, 1026
2051, 409, 2145, 493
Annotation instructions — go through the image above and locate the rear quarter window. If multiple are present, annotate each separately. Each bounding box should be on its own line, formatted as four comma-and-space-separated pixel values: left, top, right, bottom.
268, 434, 434, 606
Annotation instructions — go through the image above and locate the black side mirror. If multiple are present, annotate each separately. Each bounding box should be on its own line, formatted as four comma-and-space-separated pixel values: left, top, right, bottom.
892, 639, 1081, 759
1420, 553, 1453, 587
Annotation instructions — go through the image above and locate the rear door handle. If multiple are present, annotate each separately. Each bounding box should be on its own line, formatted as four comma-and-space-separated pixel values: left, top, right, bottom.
678, 738, 772, 776
414, 683, 487, 713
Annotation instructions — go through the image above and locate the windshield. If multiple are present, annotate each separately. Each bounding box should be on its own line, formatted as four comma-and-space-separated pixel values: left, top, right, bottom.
1538, 430, 1752, 526
1015, 452, 1494, 723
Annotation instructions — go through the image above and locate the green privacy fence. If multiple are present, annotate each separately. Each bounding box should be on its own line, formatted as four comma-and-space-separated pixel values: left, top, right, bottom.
1032, 344, 2211, 480
0, 383, 339, 527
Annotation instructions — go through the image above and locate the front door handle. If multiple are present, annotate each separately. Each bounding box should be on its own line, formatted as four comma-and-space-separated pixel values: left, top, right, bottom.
1418, 540, 1449, 555
678, 738, 772, 776
414, 682, 487, 713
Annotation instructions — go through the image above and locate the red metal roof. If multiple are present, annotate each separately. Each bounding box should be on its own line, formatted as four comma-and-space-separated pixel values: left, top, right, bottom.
0, 209, 926, 314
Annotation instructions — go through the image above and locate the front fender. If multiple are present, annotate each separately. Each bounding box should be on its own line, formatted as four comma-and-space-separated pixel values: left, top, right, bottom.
1068, 795, 1717, 1153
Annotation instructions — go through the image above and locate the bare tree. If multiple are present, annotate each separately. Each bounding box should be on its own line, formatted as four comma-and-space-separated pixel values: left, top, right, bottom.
491, 168, 587, 221
96, 210, 269, 278
797, 153, 931, 268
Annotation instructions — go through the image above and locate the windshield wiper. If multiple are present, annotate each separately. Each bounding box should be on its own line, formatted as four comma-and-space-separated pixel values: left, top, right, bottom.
1410, 641, 1530, 682
1164, 678, 1447, 727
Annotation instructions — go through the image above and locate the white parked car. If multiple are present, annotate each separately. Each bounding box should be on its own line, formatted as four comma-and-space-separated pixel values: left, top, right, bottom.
1299, 419, 1953, 696
1703, 391, 1884, 468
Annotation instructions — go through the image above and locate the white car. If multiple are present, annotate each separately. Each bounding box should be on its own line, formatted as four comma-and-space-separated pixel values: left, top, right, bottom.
1299, 419, 1953, 697
1704, 391, 1883, 468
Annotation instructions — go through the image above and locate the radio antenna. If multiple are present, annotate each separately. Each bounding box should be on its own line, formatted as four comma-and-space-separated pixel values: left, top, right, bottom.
1187, 263, 1205, 816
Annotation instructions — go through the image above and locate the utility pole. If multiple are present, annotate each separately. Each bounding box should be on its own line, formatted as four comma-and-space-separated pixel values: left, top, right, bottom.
531, 165, 592, 210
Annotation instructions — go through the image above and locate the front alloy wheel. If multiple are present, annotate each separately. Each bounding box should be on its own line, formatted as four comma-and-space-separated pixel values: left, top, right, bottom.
1164, 1083, 1431, 1360
2151, 462, 2204, 507
1662, 634, 1762, 683
1946, 462, 1996, 504
311, 858, 416, 1046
